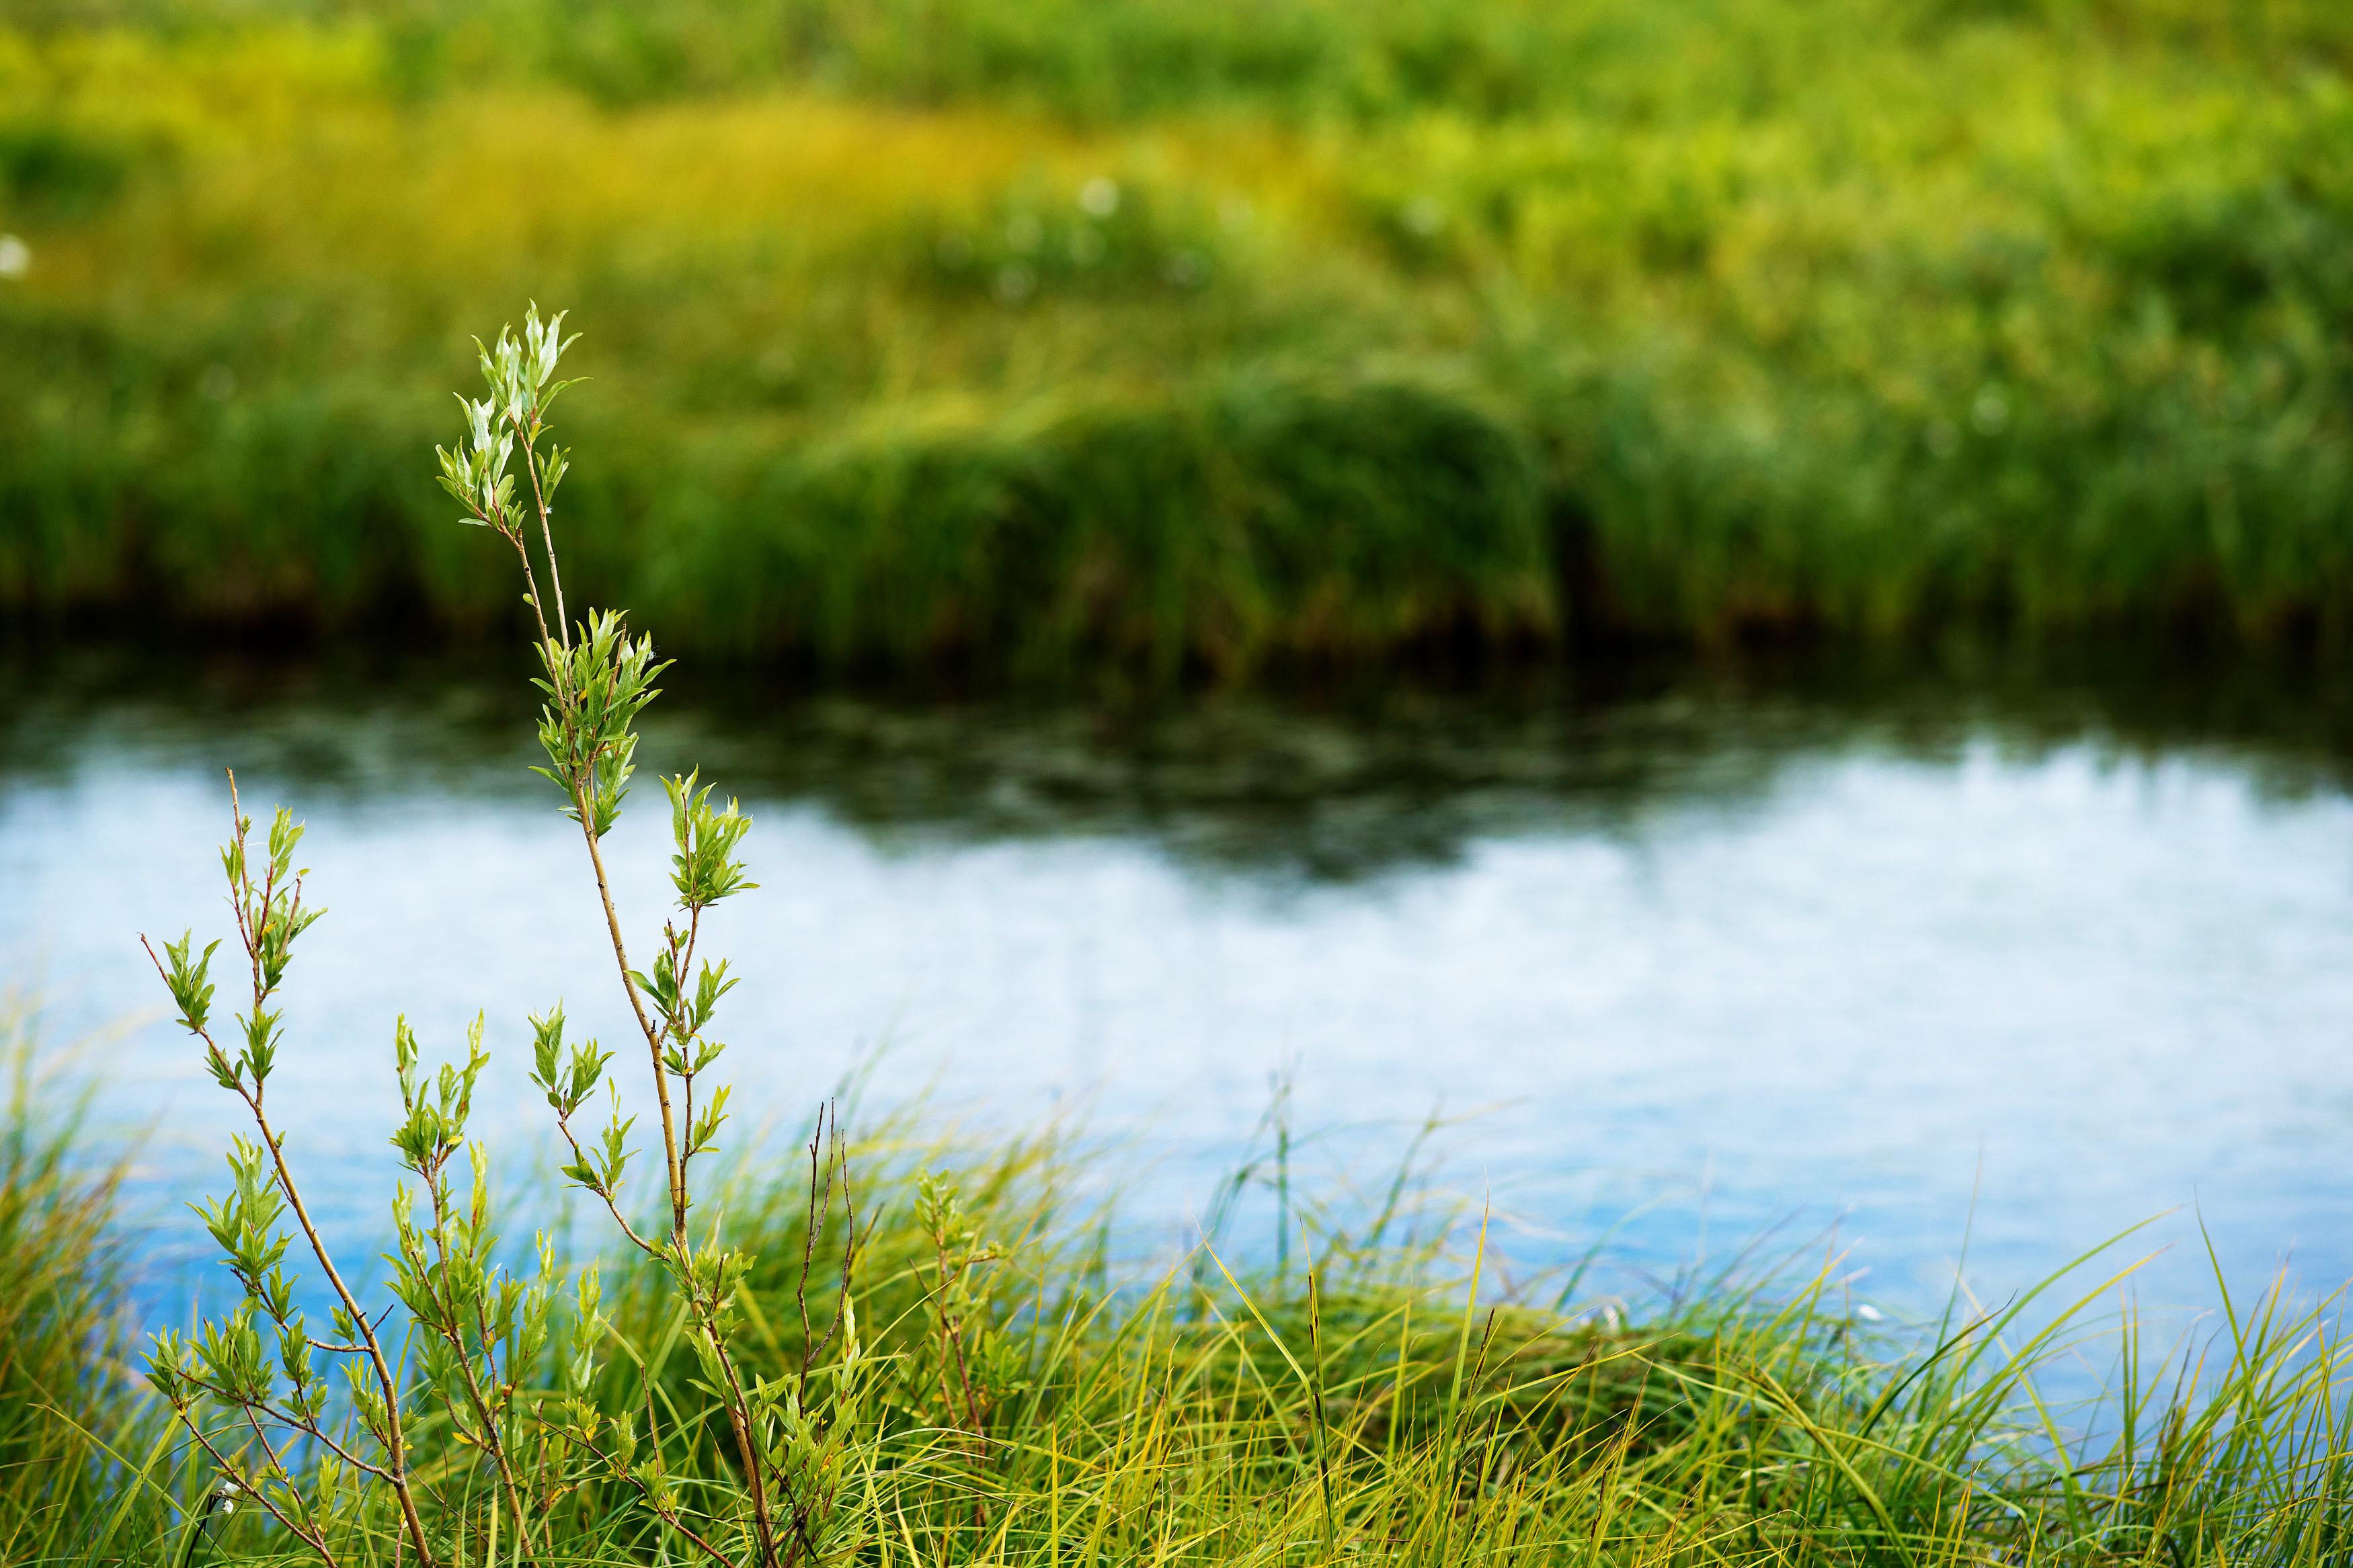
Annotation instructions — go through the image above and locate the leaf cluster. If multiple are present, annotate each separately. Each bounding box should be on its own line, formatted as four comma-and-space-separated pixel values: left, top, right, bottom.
532, 611, 664, 840
433, 308, 578, 544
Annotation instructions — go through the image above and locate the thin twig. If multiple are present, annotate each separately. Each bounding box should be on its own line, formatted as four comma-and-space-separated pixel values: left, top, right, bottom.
549, 1114, 661, 1260
140, 911, 434, 1568
175, 1414, 311, 1557
516, 425, 570, 646
237, 1407, 338, 1567
423, 1161, 542, 1563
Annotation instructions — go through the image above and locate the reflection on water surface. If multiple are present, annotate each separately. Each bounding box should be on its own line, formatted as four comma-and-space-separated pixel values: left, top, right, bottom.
5, 641, 2353, 1324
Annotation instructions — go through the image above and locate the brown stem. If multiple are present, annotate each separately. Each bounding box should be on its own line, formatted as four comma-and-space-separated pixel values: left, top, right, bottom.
138, 940, 436, 1568
674, 911, 704, 1188
178, 1413, 317, 1559
551, 1116, 659, 1259
564, 791, 779, 1564
932, 1249, 988, 1458
930, 1248, 992, 1534
508, 530, 555, 649
795, 1108, 859, 1391
239, 1406, 340, 1567
231, 788, 271, 1037
772, 1110, 859, 1568
508, 454, 775, 1566
676, 909, 703, 999
561, 1426, 744, 1568
567, 795, 688, 1247
274, 1405, 401, 1488
303, 1339, 369, 1356
814, 1124, 861, 1379
710, 1338, 785, 1568
424, 1167, 542, 1563
796, 1118, 822, 1395
518, 426, 570, 647
251, 1107, 433, 1563
446, 1350, 535, 1562
173, 774, 428, 1555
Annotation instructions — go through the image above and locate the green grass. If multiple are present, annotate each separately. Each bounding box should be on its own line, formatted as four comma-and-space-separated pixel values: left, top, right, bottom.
0, 994, 157, 1562
11, 1075, 2353, 1566
7, 0, 2353, 673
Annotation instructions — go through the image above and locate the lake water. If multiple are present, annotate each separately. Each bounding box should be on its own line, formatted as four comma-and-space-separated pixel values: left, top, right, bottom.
7, 641, 2353, 1331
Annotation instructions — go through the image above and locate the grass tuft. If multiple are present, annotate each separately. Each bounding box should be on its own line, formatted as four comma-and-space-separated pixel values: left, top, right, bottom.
0, 995, 156, 1565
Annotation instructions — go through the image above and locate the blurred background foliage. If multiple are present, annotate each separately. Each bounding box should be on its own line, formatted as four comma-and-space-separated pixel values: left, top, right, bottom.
5, 0, 2353, 673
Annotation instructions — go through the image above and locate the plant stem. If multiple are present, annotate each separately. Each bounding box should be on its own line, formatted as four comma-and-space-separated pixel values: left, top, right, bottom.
519, 433, 569, 645
426, 1169, 542, 1563
138, 932, 436, 1568
567, 797, 688, 1247
252, 1104, 433, 1563
563, 674, 780, 1567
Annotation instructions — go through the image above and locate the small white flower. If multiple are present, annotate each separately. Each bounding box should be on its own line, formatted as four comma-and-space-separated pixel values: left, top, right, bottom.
0, 235, 29, 280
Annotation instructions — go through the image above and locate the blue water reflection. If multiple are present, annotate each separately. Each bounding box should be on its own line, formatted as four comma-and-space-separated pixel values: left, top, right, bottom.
5, 647, 2352, 1333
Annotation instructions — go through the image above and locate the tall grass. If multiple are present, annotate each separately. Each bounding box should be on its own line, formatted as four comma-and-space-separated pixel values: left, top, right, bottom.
9, 1081, 2353, 1565
0, 993, 155, 1564
6, 1, 2353, 669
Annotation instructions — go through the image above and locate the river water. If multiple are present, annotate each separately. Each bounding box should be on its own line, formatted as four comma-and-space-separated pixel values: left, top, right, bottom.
6, 641, 2352, 1330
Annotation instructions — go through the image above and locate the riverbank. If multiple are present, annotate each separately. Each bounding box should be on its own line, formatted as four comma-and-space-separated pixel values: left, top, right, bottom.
7, 1009, 2353, 1565
7, 1, 2353, 673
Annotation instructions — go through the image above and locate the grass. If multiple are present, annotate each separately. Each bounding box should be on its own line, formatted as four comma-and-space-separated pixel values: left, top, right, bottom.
0, 992, 155, 1561
9, 1067, 2353, 1566
7, 1, 2353, 671
14, 19, 2353, 1544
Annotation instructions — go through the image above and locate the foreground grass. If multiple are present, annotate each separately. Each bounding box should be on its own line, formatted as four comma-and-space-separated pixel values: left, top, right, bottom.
7, 1061, 2353, 1565
0, 995, 143, 1561
6, 1, 2353, 669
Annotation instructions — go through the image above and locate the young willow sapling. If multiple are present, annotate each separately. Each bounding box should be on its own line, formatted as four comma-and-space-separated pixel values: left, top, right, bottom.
143, 308, 863, 1568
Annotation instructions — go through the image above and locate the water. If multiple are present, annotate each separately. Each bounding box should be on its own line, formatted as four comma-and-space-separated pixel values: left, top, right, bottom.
7, 641, 2353, 1331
